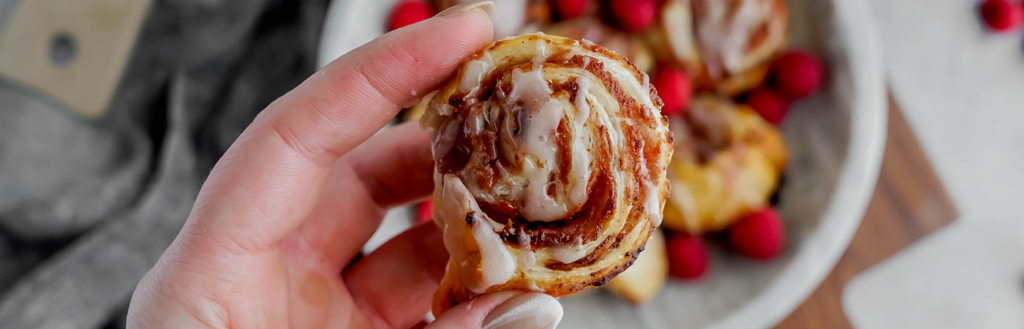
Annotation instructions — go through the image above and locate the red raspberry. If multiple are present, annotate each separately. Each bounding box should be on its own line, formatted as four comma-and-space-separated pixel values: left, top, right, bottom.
652, 69, 692, 117
980, 0, 1024, 32
769, 51, 824, 99
553, 0, 592, 20
666, 233, 709, 279
417, 200, 432, 223
728, 208, 786, 260
388, 1, 432, 31
745, 88, 789, 125
610, 0, 657, 32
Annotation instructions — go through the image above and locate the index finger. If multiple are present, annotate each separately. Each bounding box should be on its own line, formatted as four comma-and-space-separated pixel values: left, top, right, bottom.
182, 3, 495, 255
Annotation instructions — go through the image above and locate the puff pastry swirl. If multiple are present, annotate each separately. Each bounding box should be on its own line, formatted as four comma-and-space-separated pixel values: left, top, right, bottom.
420, 34, 673, 316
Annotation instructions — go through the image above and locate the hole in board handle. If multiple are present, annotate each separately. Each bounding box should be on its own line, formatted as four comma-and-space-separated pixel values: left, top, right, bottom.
50, 32, 77, 67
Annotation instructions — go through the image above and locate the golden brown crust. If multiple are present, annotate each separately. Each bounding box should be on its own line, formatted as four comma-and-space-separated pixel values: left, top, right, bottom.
422, 34, 672, 316
542, 17, 656, 73
662, 95, 788, 234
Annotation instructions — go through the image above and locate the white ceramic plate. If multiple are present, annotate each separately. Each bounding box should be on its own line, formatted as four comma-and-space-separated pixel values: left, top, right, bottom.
317, 1, 886, 327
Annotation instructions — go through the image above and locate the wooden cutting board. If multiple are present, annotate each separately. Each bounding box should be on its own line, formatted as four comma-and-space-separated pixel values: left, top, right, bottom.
0, 0, 152, 119
774, 93, 959, 328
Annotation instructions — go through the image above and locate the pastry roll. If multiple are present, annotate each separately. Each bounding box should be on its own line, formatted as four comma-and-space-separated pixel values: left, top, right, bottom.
542, 17, 655, 73
649, 0, 788, 95
420, 34, 673, 316
662, 95, 788, 234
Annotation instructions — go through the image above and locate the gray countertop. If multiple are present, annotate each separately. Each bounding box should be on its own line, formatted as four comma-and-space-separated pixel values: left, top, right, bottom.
845, 0, 1024, 328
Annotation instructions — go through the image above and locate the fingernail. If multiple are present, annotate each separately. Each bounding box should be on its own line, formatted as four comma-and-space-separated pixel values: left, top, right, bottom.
436, 1, 495, 18
483, 293, 562, 329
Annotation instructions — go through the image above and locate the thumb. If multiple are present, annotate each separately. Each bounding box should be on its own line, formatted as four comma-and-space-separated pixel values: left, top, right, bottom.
426, 292, 563, 329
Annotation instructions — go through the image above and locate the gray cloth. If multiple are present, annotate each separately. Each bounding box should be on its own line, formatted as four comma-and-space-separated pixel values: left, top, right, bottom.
0, 0, 329, 327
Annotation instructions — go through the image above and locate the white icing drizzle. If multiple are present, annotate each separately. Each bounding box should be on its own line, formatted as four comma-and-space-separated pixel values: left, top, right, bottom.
696, 0, 766, 76
643, 178, 663, 227
550, 237, 587, 263
507, 67, 572, 222
581, 38, 595, 47
574, 77, 592, 121
619, 60, 668, 228
460, 52, 496, 95
517, 229, 536, 270
470, 212, 515, 293
532, 38, 548, 66
640, 71, 656, 119
440, 174, 516, 293
568, 76, 592, 206
467, 103, 488, 136
637, 138, 663, 227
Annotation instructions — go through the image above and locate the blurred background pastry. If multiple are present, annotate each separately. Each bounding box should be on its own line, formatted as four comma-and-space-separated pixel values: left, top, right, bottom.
648, 0, 789, 95
662, 95, 788, 234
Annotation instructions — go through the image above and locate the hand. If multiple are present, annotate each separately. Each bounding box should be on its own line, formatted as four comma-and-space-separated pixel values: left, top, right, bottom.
127, 3, 562, 328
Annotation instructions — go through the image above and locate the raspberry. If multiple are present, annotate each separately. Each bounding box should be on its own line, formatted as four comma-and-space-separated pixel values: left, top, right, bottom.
553, 0, 592, 20
652, 69, 692, 116
728, 208, 786, 260
666, 233, 709, 279
980, 0, 1024, 32
769, 51, 824, 99
610, 0, 657, 32
417, 200, 432, 223
388, 1, 432, 32
745, 88, 790, 125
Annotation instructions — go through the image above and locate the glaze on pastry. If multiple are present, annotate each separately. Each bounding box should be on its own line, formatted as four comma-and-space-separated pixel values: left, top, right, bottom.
542, 17, 655, 73
648, 0, 788, 95
661, 95, 787, 234
420, 33, 673, 315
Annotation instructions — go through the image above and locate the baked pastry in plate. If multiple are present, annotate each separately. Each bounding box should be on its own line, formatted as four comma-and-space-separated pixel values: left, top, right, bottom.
661, 95, 788, 234
648, 0, 788, 95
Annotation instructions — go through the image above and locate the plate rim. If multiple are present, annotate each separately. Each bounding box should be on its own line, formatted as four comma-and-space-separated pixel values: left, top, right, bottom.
315, 0, 888, 327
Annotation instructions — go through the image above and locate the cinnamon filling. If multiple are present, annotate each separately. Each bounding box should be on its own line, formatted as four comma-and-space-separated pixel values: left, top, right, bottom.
433, 39, 662, 264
